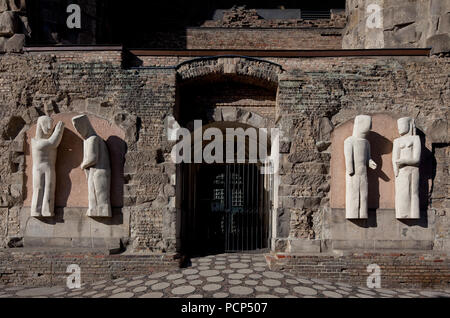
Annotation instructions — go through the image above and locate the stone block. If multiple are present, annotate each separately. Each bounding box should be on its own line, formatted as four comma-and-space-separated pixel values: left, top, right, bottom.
86, 97, 102, 114
0, 11, 18, 36
427, 33, 450, 55
20, 207, 129, 248
19, 15, 30, 36
276, 208, 290, 237
428, 119, 448, 143
221, 107, 237, 122
0, 35, 6, 52
0, 0, 8, 12
4, 32, 24, 52
392, 23, 418, 44
247, 112, 266, 128
288, 238, 321, 253
212, 108, 223, 122
9, 183, 22, 198
438, 12, 450, 34
8, 0, 25, 12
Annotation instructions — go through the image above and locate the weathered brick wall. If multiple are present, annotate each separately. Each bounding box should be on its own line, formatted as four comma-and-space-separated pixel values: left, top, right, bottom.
0, 249, 179, 286
0, 51, 448, 259
185, 28, 342, 50
0, 51, 176, 253
273, 56, 449, 252
343, 0, 450, 55
267, 251, 450, 289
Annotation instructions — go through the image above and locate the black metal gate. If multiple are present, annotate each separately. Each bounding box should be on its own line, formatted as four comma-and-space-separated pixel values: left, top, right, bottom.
181, 163, 269, 255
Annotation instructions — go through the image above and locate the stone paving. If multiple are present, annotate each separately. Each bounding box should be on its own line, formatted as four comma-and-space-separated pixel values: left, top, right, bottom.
0, 253, 449, 298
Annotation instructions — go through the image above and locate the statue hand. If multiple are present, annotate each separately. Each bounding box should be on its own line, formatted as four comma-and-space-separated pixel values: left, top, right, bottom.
56, 121, 65, 130
396, 159, 405, 167
369, 159, 377, 170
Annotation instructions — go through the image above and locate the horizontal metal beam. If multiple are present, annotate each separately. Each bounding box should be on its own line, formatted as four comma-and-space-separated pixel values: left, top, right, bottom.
129, 48, 431, 58
24, 45, 123, 52
22, 46, 431, 57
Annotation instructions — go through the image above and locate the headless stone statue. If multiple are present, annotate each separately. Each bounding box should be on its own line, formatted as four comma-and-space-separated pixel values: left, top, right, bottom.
31, 116, 65, 217
72, 115, 112, 217
392, 117, 421, 219
344, 115, 377, 219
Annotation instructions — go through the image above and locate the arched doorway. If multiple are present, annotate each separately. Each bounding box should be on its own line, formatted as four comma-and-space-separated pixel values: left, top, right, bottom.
174, 56, 281, 256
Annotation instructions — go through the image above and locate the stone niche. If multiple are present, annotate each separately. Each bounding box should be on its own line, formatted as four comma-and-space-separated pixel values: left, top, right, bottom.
20, 112, 128, 249
326, 114, 435, 251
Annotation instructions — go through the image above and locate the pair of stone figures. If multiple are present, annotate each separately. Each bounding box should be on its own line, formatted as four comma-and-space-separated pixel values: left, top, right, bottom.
31, 115, 112, 218
345, 115, 421, 220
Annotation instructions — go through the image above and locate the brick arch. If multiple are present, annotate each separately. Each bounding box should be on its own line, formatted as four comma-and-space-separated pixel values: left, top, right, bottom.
176, 56, 283, 89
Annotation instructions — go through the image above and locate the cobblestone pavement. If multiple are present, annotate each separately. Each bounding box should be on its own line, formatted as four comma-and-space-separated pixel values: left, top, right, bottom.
1, 254, 449, 298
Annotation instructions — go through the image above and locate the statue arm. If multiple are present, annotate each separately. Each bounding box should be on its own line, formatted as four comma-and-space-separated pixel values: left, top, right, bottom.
48, 121, 65, 147
367, 141, 377, 170
344, 138, 354, 175
81, 136, 99, 170
408, 136, 421, 166
392, 139, 399, 177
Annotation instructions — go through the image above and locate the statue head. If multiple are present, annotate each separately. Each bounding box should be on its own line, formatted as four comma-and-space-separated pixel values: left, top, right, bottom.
352, 115, 372, 138
36, 116, 54, 139
72, 114, 96, 139
397, 117, 416, 136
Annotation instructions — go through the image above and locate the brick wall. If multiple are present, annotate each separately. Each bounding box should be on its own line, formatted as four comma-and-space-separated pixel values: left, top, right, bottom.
0, 51, 448, 260
267, 252, 450, 288
186, 28, 342, 50
0, 249, 179, 286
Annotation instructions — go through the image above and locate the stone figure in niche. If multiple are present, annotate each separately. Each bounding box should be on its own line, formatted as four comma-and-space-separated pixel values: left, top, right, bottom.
72, 115, 112, 217
392, 117, 421, 219
344, 115, 377, 219
31, 116, 65, 217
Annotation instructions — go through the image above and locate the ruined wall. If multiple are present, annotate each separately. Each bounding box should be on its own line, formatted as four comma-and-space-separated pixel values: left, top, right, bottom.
0, 50, 176, 252
0, 50, 448, 255
343, 0, 450, 55
274, 56, 449, 252
139, 6, 344, 50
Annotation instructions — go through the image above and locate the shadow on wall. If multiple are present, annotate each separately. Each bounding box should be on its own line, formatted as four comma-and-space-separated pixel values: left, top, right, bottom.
24, 113, 127, 211
55, 128, 83, 207
349, 209, 378, 228
53, 131, 126, 208
106, 135, 127, 208
367, 131, 392, 209
330, 114, 437, 227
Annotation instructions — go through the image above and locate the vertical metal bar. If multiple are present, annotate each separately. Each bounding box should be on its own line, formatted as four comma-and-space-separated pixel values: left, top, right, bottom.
250, 167, 254, 249
259, 168, 262, 249
256, 165, 260, 249
232, 163, 235, 252
240, 163, 243, 252
246, 163, 249, 251
224, 165, 228, 252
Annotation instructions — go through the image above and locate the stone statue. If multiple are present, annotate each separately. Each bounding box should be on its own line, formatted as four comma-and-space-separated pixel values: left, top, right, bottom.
72, 115, 112, 217
392, 117, 421, 219
344, 115, 377, 219
31, 116, 65, 217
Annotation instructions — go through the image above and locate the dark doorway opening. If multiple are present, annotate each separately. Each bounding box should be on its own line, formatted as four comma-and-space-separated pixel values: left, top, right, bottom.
180, 163, 270, 256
